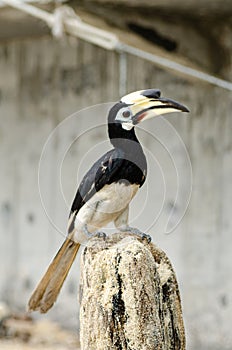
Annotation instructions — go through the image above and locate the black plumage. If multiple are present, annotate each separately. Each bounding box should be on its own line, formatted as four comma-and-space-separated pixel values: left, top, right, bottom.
69, 102, 147, 233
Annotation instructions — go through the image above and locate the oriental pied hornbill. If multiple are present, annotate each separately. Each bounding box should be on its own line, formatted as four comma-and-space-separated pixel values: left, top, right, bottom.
28, 89, 188, 313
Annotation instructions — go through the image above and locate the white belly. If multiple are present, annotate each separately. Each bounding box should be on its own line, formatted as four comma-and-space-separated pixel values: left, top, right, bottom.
73, 182, 139, 242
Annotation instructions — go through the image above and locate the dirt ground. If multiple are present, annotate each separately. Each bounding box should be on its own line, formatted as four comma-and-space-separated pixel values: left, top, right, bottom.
0, 311, 80, 350
0, 340, 80, 350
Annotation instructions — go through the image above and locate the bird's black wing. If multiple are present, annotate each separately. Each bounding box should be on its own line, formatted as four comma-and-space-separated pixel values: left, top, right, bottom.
68, 148, 125, 233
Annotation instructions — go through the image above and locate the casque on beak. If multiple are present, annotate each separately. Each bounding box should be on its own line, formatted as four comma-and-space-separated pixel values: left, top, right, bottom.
121, 89, 189, 127
130, 96, 189, 125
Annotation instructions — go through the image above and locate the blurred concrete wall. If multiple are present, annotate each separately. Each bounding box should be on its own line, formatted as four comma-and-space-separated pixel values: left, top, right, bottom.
0, 25, 232, 350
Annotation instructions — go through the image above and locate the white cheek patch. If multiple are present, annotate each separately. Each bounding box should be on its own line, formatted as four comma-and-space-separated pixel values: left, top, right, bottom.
122, 123, 134, 130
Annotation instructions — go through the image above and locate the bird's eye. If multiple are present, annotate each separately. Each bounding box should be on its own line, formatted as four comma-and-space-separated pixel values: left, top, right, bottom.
122, 110, 131, 118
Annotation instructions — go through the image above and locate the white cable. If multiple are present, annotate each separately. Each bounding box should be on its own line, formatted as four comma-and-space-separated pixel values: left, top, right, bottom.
1, 0, 54, 24
1, 0, 119, 49
117, 44, 232, 91
2, 0, 232, 91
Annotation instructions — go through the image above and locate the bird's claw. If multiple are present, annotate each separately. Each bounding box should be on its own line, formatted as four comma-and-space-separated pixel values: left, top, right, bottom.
133, 230, 151, 243
96, 231, 107, 239
83, 225, 107, 240
120, 226, 152, 243
141, 232, 152, 243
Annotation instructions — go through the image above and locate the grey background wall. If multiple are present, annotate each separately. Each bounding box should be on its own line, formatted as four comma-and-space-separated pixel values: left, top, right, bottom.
0, 2, 232, 349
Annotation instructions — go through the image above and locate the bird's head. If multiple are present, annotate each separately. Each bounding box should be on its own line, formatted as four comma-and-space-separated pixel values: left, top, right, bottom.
108, 89, 189, 133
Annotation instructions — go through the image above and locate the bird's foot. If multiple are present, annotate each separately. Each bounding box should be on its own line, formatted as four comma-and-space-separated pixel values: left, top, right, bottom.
95, 231, 107, 239
119, 226, 152, 243
83, 225, 107, 240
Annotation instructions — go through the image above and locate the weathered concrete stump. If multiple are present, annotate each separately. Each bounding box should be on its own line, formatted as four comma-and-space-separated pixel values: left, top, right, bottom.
79, 233, 185, 350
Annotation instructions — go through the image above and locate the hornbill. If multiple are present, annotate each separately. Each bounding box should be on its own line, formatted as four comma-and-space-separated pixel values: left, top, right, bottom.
28, 89, 188, 313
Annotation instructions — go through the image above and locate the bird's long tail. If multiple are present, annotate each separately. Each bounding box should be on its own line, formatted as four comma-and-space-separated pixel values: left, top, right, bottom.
28, 236, 80, 313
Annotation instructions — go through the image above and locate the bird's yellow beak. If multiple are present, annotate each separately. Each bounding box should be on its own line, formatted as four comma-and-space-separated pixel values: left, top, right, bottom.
121, 89, 189, 126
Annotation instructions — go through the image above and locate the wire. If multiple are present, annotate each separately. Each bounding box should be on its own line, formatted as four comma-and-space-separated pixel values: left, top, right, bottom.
1, 0, 119, 49
1, 0, 54, 24
117, 44, 232, 91
2, 0, 232, 91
